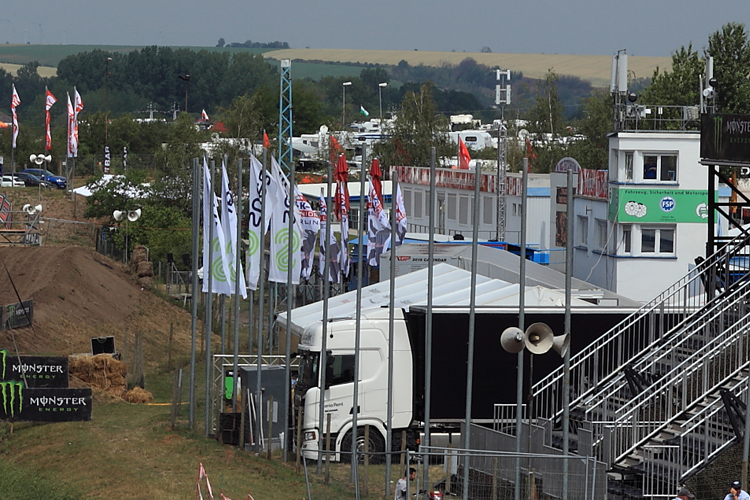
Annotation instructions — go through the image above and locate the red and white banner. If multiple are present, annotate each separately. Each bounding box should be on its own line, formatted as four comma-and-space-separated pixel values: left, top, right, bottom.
395, 183, 407, 246
197, 462, 214, 500
45, 88, 57, 151
577, 168, 608, 200
67, 93, 74, 157
393, 165, 496, 193
72, 88, 83, 157
11, 85, 20, 148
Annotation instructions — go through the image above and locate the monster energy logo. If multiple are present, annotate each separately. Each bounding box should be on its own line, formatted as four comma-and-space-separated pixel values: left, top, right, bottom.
274, 229, 300, 272
1, 381, 23, 418
714, 115, 723, 154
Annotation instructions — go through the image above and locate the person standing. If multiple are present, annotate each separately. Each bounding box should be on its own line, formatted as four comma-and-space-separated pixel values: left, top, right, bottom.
395, 467, 417, 500
672, 486, 694, 500
725, 481, 750, 500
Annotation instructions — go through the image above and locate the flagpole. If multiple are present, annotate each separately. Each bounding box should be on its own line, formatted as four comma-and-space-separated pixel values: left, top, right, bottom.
385, 168, 398, 496
422, 147, 436, 493
232, 159, 243, 416
256, 142, 268, 451
204, 157, 215, 437
317, 177, 332, 473
284, 142, 297, 463
189, 157, 200, 431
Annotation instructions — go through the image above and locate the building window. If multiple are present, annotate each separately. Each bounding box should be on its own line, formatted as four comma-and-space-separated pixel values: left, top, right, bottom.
403, 190, 412, 218
459, 196, 469, 225
643, 154, 678, 182
482, 196, 494, 225
447, 194, 457, 221
622, 225, 632, 254
641, 226, 675, 255
596, 219, 607, 251
414, 191, 423, 219
577, 216, 588, 247
625, 152, 634, 181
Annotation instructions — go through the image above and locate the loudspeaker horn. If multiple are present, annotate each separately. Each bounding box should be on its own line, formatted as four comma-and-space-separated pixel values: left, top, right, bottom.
500, 327, 525, 354
22, 204, 31, 213
524, 322, 554, 354
113, 210, 124, 221
127, 208, 141, 222
552, 333, 570, 358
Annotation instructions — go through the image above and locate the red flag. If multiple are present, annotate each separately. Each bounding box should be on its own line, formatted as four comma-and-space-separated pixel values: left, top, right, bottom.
334, 154, 349, 219
369, 157, 383, 203
45, 88, 57, 151
72, 88, 84, 157
330, 135, 344, 165
263, 131, 270, 149
11, 84, 20, 149
458, 137, 471, 170
67, 93, 74, 158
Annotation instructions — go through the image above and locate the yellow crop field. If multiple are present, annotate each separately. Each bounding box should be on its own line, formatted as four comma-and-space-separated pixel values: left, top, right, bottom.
0, 62, 57, 78
264, 48, 671, 87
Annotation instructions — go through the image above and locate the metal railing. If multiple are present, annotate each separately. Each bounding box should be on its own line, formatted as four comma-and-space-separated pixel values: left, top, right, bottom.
531, 231, 750, 424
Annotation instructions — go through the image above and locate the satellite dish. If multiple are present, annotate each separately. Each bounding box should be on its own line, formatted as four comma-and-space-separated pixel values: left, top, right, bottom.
127, 209, 142, 222
320, 124, 329, 134
113, 210, 124, 221
518, 129, 530, 140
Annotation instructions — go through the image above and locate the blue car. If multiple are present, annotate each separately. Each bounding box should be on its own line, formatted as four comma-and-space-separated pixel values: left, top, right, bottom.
23, 168, 67, 189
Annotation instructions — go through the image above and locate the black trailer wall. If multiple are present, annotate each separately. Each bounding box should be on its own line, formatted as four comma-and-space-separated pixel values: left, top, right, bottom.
404, 308, 647, 422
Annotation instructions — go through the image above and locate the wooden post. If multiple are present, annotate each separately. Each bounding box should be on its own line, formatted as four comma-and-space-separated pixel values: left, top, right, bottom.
170, 369, 179, 430
296, 404, 303, 473
267, 395, 274, 459
363, 424, 370, 495
325, 413, 332, 485
167, 323, 174, 371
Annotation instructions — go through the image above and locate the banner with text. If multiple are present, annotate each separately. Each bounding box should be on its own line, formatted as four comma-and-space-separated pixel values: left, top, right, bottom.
609, 188, 712, 223
0, 350, 69, 388
0, 386, 92, 422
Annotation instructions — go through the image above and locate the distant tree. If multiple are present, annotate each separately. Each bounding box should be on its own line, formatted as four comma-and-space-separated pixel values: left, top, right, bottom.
480, 46, 492, 53
707, 22, 750, 113
567, 89, 612, 170
373, 82, 452, 169
217, 38, 225, 47
641, 44, 703, 106
528, 70, 566, 139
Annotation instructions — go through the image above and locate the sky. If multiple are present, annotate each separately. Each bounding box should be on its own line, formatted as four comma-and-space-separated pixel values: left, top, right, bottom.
2, 0, 749, 58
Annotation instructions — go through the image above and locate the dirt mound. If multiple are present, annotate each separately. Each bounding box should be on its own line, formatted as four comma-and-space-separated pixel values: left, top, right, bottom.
0, 246, 197, 370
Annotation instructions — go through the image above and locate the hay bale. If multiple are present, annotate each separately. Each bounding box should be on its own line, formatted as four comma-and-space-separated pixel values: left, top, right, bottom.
123, 387, 153, 404
68, 354, 128, 397
138, 276, 153, 290
136, 261, 154, 278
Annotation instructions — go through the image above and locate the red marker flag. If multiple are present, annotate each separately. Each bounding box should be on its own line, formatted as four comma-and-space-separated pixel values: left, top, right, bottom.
458, 137, 471, 170
263, 131, 270, 148
45, 88, 57, 150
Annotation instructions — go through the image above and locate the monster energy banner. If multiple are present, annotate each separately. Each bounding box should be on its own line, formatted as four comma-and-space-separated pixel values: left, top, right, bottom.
0, 350, 69, 388
701, 114, 750, 164
0, 385, 92, 422
2, 300, 33, 330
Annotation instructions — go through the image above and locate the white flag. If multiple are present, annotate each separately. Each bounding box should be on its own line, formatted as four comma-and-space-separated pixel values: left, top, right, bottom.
201, 158, 233, 296
295, 187, 319, 280
337, 180, 350, 277
318, 191, 340, 283
268, 157, 302, 284
395, 183, 407, 246
367, 179, 391, 267
245, 154, 270, 290
221, 161, 247, 299
72, 88, 83, 158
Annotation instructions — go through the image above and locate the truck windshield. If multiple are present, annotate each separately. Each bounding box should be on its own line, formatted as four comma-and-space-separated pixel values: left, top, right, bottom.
298, 351, 319, 389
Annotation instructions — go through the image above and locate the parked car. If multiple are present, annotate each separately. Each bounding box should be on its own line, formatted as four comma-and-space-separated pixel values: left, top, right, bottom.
1, 175, 25, 187
12, 172, 54, 188
22, 168, 67, 189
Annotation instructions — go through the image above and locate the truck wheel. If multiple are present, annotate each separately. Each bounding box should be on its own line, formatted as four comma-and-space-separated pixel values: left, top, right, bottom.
340, 427, 385, 465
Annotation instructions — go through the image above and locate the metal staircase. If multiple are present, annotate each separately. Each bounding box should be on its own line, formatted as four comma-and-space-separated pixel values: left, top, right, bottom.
530, 231, 750, 500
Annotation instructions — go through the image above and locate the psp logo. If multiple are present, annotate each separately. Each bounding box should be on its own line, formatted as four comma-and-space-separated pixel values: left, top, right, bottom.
660, 196, 676, 212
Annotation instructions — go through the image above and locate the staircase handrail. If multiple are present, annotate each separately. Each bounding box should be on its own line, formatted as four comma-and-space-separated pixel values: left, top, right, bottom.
531, 230, 750, 423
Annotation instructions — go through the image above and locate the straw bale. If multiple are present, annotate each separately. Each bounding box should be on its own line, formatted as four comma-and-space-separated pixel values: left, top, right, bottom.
123, 387, 153, 404
136, 261, 154, 278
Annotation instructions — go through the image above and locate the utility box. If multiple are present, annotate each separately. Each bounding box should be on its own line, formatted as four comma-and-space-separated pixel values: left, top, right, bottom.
237, 365, 288, 452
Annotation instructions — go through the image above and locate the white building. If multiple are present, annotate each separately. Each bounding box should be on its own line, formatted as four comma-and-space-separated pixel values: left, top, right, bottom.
571, 131, 711, 302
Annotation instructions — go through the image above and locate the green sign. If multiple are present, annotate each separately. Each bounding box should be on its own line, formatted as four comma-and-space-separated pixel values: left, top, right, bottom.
609, 188, 711, 223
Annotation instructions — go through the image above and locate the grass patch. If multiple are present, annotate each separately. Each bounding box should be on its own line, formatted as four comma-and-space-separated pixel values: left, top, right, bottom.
0, 459, 83, 500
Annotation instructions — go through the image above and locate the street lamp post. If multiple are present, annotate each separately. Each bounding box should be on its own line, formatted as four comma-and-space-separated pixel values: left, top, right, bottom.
378, 82, 388, 125
342, 81, 352, 130
179, 74, 191, 114
29, 154, 51, 201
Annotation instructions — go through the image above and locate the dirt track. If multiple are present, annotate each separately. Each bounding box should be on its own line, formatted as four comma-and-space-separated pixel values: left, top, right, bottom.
0, 245, 196, 364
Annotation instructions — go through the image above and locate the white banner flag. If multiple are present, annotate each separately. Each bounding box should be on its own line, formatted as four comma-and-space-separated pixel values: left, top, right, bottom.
11, 84, 20, 149
367, 179, 391, 267
268, 157, 302, 284
67, 93, 75, 158
318, 191, 340, 283
72, 88, 83, 157
337, 180, 350, 277
296, 187, 319, 280
221, 161, 247, 299
395, 183, 407, 246
245, 154, 270, 290
201, 158, 233, 296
